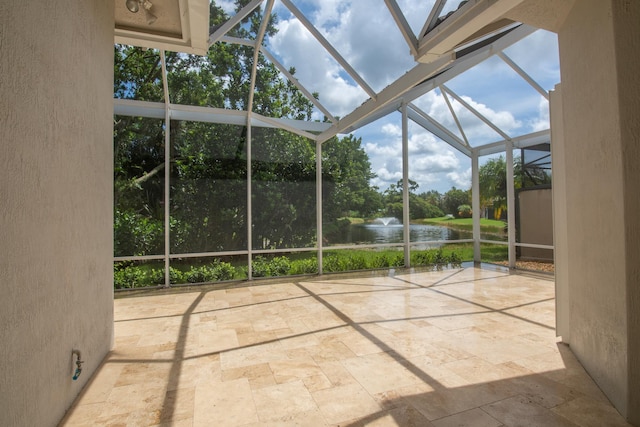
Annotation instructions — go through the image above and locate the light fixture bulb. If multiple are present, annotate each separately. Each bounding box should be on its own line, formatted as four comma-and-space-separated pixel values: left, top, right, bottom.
125, 0, 139, 13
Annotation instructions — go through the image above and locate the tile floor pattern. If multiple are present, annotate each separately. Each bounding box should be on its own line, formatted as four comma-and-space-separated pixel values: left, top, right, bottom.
60, 267, 632, 426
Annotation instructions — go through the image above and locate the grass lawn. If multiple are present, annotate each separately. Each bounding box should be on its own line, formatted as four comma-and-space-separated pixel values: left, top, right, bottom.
419, 216, 506, 232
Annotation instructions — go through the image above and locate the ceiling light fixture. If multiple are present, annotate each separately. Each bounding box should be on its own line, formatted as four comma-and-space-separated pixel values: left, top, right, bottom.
125, 0, 139, 13
124, 0, 157, 25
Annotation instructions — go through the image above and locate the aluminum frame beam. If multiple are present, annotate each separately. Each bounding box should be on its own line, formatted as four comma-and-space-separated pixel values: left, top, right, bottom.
497, 51, 549, 100
406, 103, 470, 156
476, 129, 550, 156
440, 85, 470, 147
114, 99, 331, 136
440, 84, 512, 141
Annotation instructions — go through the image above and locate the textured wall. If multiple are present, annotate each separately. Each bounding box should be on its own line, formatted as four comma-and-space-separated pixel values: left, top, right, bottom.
557, 0, 639, 421
613, 0, 640, 422
0, 1, 114, 426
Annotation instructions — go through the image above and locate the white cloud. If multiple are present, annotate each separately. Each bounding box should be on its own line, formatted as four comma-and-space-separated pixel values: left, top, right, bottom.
362, 123, 468, 193
381, 123, 401, 137
364, 141, 398, 158
529, 96, 550, 132
375, 167, 402, 183
413, 152, 460, 173
408, 132, 443, 156
413, 91, 522, 145
447, 168, 472, 189
215, 0, 236, 14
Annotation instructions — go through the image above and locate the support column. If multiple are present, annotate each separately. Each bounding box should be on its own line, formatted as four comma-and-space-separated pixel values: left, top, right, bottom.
401, 102, 411, 266
161, 51, 171, 288
550, 84, 570, 340
505, 141, 516, 268
316, 141, 323, 274
471, 150, 481, 263
246, 125, 253, 280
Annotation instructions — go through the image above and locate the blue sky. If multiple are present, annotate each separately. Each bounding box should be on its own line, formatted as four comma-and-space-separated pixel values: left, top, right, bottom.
217, 0, 560, 194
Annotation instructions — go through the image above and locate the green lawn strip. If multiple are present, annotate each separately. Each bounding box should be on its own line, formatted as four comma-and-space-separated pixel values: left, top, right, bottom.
419, 217, 506, 232
433, 243, 506, 262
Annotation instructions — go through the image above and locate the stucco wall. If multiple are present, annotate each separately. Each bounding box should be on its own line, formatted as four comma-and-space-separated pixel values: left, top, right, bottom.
613, 0, 640, 422
557, 0, 639, 421
0, 1, 114, 426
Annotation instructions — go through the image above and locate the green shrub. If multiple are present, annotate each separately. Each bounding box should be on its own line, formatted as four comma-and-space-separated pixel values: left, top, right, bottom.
211, 261, 236, 281
114, 264, 153, 289
290, 257, 318, 275
344, 255, 366, 270
269, 256, 291, 276
457, 204, 472, 218
434, 249, 447, 265
323, 255, 345, 273
390, 254, 405, 267
114, 258, 247, 288
149, 268, 165, 285
371, 255, 391, 268
252, 256, 270, 277
185, 265, 215, 283
171, 261, 238, 284
169, 267, 184, 284
115, 249, 465, 289
449, 252, 462, 268
412, 251, 433, 266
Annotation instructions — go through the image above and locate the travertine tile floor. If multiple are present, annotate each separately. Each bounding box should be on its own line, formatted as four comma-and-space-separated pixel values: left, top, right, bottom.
60, 267, 632, 426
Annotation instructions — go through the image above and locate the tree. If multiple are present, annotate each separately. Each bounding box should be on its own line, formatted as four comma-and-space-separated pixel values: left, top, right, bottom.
322, 135, 382, 219
382, 180, 444, 220
420, 190, 444, 212
478, 155, 526, 219
442, 187, 470, 217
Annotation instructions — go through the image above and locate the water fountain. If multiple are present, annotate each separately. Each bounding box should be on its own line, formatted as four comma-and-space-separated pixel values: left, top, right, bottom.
373, 217, 400, 226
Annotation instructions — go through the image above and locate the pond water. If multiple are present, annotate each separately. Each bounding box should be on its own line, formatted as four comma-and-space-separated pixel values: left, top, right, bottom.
328, 220, 505, 247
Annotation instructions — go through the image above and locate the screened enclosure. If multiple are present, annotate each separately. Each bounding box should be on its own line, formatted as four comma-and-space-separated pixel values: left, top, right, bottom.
114, 0, 558, 288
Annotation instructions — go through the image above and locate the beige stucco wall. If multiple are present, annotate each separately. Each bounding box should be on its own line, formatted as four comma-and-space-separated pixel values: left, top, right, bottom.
556, 0, 640, 422
614, 0, 640, 420
0, 1, 114, 426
